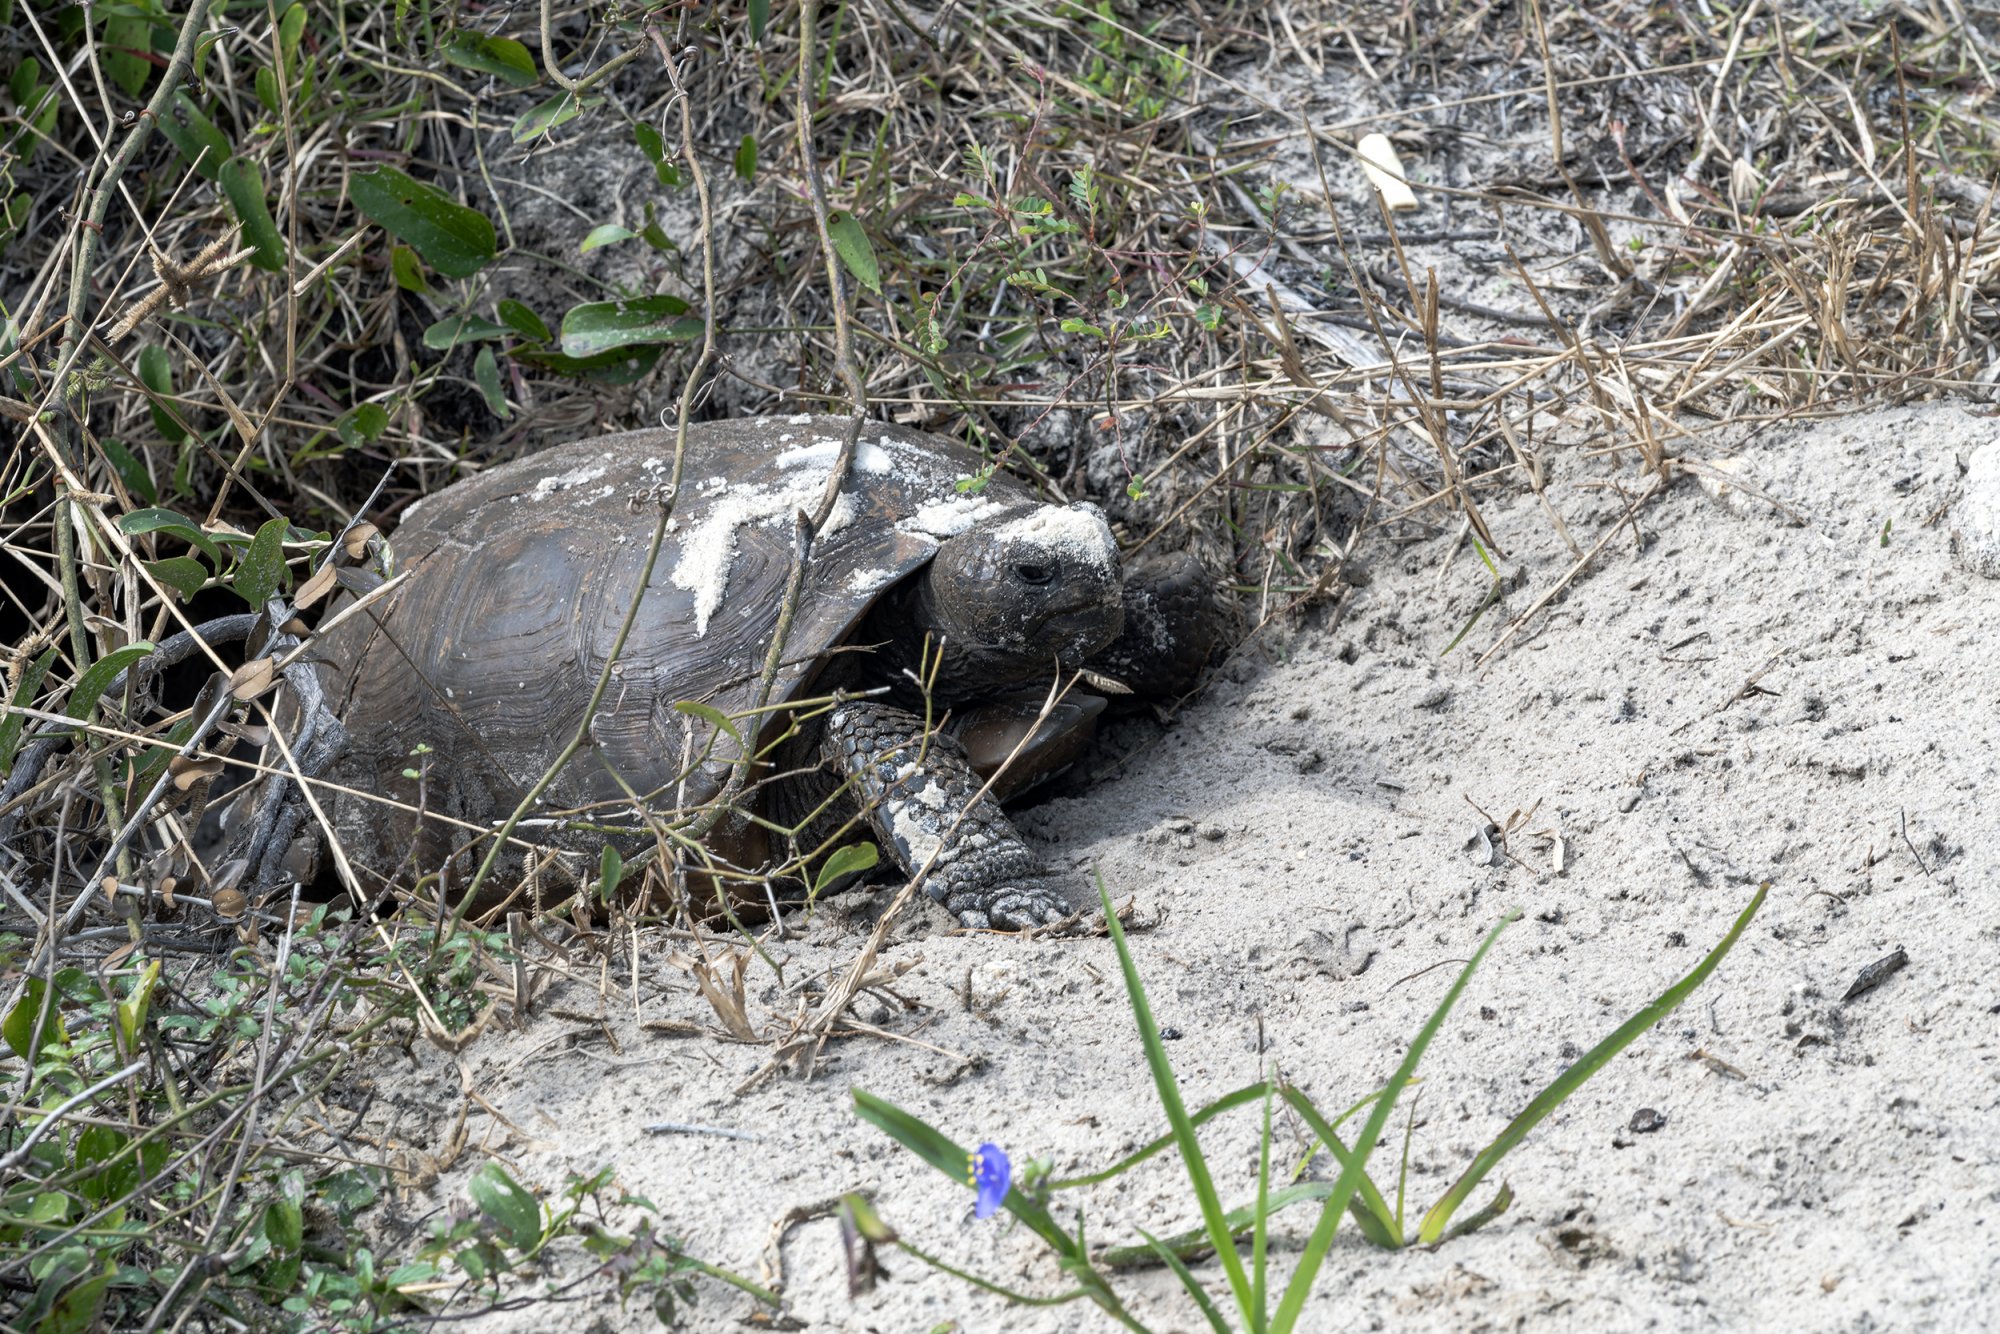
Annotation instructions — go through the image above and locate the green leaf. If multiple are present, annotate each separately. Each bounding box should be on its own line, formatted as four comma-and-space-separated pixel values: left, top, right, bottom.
749, 0, 769, 41
467, 1163, 541, 1252
826, 210, 881, 293
596, 844, 623, 904
514, 344, 665, 384
390, 244, 429, 293
103, 14, 154, 96
670, 699, 744, 749
234, 516, 291, 609
558, 296, 701, 358
421, 315, 509, 351
579, 223, 637, 253
812, 842, 878, 896
0, 646, 57, 775
3, 977, 64, 1058
336, 402, 390, 448
474, 346, 508, 419
114, 960, 161, 1059
137, 345, 186, 444
39, 1265, 113, 1334
157, 89, 231, 181
66, 642, 157, 720
511, 90, 598, 144
97, 438, 156, 505
1414, 883, 1770, 1244
734, 133, 758, 183
1060, 316, 1107, 339
144, 556, 208, 602
0, 191, 32, 252
496, 300, 551, 344
277, 2, 307, 77
438, 31, 538, 88
633, 121, 674, 186
121, 507, 221, 567
220, 156, 286, 271
254, 65, 280, 115
350, 167, 496, 279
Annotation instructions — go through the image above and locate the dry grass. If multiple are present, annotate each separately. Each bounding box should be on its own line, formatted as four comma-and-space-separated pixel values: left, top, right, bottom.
2, 0, 1998, 1325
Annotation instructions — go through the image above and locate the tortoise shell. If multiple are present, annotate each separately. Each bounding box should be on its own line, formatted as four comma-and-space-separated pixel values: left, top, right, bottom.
319, 416, 1046, 888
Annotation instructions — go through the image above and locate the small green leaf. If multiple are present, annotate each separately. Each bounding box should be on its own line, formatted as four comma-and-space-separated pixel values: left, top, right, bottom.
40, 1265, 113, 1334
390, 243, 429, 293
633, 121, 672, 184
1060, 317, 1106, 339
254, 65, 280, 114
467, 1163, 542, 1252
596, 844, 623, 904
579, 223, 637, 253
826, 210, 881, 293
0, 646, 57, 775
157, 90, 231, 181
97, 438, 156, 505
558, 296, 701, 358
438, 30, 538, 88
813, 842, 879, 896
734, 133, 758, 183
350, 167, 496, 279
103, 14, 154, 96
120, 507, 220, 567
337, 402, 390, 447
145, 556, 209, 602
514, 344, 665, 384
67, 642, 157, 720
474, 346, 508, 419
114, 960, 161, 1057
3, 976, 63, 1058
671, 699, 743, 748
234, 516, 291, 609
220, 156, 286, 271
137, 345, 186, 443
749, 0, 770, 41
277, 2, 307, 77
0, 191, 32, 252
496, 299, 551, 344
421, 315, 509, 351
512, 90, 599, 144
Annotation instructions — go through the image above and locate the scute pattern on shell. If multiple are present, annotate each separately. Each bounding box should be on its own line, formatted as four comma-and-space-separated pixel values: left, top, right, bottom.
318, 417, 1038, 882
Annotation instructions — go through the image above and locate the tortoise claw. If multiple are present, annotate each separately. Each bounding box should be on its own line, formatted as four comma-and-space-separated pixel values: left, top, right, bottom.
954, 879, 1073, 932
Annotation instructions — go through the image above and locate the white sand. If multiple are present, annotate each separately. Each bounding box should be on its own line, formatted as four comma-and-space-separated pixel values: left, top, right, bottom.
382, 402, 1997, 1332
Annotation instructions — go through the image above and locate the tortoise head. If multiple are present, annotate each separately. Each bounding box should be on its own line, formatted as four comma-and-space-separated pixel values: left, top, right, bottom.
914, 503, 1125, 694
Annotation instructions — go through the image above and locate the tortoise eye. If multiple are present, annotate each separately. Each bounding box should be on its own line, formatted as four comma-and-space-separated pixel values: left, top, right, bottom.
1012, 560, 1054, 586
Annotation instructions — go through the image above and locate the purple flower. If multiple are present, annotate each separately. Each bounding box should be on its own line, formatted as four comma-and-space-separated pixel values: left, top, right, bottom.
968, 1142, 1012, 1220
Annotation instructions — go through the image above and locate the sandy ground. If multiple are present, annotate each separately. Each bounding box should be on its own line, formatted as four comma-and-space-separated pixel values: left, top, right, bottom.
364, 400, 1999, 1332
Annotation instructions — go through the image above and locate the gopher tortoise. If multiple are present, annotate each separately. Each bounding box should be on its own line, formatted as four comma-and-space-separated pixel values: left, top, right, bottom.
290, 416, 1218, 929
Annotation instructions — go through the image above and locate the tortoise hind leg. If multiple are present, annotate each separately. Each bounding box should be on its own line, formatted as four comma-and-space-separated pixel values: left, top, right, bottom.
1089, 550, 1221, 698
821, 701, 1071, 930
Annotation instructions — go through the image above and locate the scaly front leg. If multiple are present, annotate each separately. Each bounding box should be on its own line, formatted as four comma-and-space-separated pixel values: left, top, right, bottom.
821, 701, 1071, 930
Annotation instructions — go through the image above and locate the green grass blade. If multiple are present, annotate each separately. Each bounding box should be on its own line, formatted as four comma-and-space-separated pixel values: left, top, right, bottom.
1271, 913, 1517, 1332
1435, 1180, 1513, 1244
1252, 1083, 1271, 1334
1138, 1228, 1233, 1334
1098, 871, 1255, 1317
1099, 1182, 1376, 1268
1416, 883, 1767, 1244
1275, 1091, 1400, 1249
1047, 1082, 1270, 1189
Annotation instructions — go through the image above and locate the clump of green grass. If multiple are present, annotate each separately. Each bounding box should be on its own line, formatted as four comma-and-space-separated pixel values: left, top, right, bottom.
851, 876, 1767, 1330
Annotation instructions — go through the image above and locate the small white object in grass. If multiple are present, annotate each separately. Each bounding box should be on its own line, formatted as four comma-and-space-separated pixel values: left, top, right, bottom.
1697, 457, 1765, 518
1951, 443, 2000, 578
1357, 133, 1419, 212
